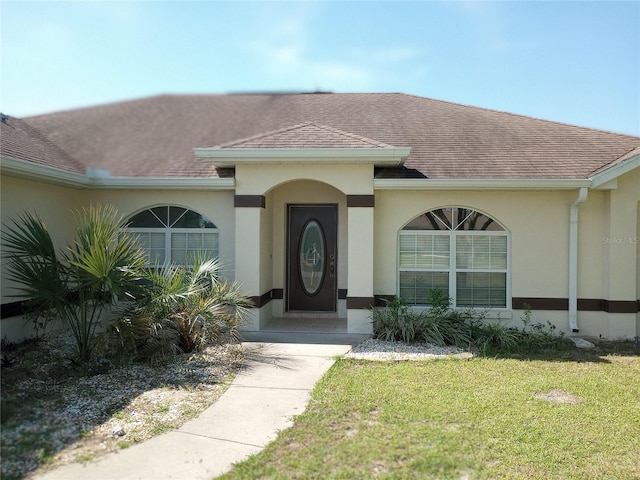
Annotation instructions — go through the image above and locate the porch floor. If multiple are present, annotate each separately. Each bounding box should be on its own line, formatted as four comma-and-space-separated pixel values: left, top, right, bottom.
239, 317, 371, 346
262, 316, 348, 333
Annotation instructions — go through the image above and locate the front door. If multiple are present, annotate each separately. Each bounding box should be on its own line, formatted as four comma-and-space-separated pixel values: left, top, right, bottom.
287, 205, 337, 311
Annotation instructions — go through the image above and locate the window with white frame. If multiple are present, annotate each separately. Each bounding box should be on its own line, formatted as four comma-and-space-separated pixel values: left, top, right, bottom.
122, 206, 218, 266
399, 207, 509, 308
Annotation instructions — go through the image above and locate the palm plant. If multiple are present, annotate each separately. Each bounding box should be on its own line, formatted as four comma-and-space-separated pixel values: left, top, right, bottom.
111, 256, 252, 362
2, 205, 146, 361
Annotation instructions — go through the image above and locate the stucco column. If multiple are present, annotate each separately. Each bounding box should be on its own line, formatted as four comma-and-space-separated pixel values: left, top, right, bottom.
346, 195, 375, 334
234, 195, 265, 331
602, 187, 639, 338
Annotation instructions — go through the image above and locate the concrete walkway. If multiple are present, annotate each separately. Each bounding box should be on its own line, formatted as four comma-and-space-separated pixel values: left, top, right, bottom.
35, 338, 361, 480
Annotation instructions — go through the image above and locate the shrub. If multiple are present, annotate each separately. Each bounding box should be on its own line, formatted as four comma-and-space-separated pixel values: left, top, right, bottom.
371, 296, 413, 342
372, 291, 473, 348
110, 257, 253, 363
372, 291, 572, 354
469, 319, 523, 354
514, 304, 572, 352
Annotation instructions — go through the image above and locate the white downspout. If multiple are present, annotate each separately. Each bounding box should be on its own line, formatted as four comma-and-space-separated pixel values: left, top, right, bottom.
569, 187, 589, 332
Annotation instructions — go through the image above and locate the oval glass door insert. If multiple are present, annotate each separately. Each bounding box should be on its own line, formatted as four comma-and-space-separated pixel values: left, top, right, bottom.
299, 220, 325, 295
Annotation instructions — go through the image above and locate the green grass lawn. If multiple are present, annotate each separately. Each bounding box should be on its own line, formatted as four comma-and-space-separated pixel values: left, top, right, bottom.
219, 351, 640, 479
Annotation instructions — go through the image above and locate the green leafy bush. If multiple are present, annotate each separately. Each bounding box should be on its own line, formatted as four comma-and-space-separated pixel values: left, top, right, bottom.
372, 291, 474, 348
372, 291, 573, 354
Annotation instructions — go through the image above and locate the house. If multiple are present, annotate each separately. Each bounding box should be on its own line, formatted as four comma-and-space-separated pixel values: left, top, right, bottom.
1, 93, 639, 341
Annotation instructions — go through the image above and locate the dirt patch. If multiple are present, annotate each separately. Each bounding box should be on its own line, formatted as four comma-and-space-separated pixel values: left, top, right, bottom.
534, 388, 584, 405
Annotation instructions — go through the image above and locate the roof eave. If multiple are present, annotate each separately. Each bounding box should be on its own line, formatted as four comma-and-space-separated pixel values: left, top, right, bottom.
1, 156, 235, 190
590, 153, 640, 189
374, 178, 593, 191
1, 155, 89, 188
91, 177, 235, 190
193, 147, 411, 167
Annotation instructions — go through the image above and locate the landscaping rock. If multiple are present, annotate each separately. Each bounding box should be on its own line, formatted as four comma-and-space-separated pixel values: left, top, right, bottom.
569, 337, 595, 349
110, 425, 126, 437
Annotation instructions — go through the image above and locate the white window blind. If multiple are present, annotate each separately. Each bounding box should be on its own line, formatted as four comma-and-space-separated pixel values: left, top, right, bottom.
399, 208, 509, 308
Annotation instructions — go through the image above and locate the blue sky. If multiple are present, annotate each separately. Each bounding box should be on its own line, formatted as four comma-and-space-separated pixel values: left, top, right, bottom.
1, 1, 638, 135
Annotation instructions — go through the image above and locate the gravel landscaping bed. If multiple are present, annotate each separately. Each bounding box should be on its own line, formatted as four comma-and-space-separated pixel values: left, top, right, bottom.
345, 338, 473, 360
0, 331, 244, 480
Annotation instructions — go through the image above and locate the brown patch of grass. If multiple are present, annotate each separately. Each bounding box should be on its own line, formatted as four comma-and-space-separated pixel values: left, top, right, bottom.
534, 388, 584, 404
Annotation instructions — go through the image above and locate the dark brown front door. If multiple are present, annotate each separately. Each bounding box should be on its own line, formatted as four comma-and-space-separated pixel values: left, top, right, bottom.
287, 205, 337, 311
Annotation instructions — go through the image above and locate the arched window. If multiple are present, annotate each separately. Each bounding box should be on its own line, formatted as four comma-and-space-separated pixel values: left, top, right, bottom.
123, 206, 218, 266
399, 207, 509, 308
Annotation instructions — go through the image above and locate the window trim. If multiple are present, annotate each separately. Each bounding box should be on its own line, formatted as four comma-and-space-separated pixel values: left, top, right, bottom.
398, 208, 511, 309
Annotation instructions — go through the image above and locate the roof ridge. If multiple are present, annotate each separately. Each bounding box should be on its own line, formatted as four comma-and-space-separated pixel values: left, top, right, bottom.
212, 121, 396, 149
212, 122, 315, 148
304, 123, 395, 148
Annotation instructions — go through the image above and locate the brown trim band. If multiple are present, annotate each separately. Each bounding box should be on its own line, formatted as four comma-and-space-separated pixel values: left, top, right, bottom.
347, 195, 375, 207
596, 300, 639, 314
234, 195, 265, 208
346, 297, 375, 309
248, 291, 272, 309
5, 296, 636, 319
512, 297, 639, 313
1, 301, 27, 319
512, 297, 567, 310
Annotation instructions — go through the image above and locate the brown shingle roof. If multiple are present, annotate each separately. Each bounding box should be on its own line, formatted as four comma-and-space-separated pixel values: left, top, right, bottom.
17, 93, 640, 179
214, 122, 397, 149
0, 114, 85, 174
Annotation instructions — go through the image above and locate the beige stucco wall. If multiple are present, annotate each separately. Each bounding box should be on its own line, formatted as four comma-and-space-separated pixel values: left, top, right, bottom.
601, 168, 639, 302
577, 189, 608, 297
373, 189, 574, 300
1, 176, 85, 303
372, 179, 639, 339
235, 163, 373, 195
